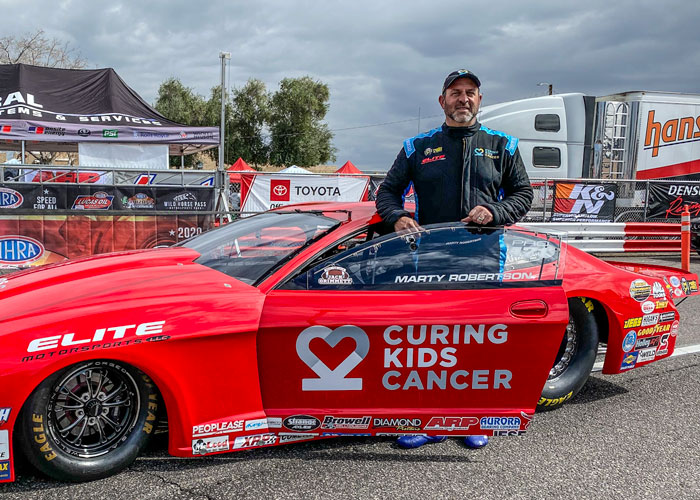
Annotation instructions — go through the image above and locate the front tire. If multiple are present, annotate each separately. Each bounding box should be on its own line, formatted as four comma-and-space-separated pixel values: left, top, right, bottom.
18, 360, 158, 482
537, 297, 599, 411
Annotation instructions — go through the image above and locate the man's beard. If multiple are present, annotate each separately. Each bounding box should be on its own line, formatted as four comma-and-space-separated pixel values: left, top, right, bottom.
448, 105, 478, 124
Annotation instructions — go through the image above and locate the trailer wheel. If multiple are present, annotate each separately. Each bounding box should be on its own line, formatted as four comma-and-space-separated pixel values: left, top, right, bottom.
537, 297, 598, 411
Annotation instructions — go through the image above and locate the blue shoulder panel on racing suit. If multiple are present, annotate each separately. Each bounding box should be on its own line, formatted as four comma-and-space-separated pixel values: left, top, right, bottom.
403, 126, 442, 158
479, 125, 519, 156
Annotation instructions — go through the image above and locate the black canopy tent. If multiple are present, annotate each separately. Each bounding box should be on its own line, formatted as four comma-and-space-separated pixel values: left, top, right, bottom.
0, 63, 219, 158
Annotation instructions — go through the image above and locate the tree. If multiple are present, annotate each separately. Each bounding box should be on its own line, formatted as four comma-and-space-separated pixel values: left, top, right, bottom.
268, 76, 336, 167
155, 78, 208, 167
0, 29, 86, 68
0, 30, 87, 164
229, 79, 269, 167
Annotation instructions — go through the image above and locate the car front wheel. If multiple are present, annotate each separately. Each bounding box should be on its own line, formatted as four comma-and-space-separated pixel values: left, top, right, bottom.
18, 360, 158, 482
537, 297, 599, 411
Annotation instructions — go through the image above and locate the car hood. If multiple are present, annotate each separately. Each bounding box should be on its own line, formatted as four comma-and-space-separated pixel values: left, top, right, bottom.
0, 247, 264, 337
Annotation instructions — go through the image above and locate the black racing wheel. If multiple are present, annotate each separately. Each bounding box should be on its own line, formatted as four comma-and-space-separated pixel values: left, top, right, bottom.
537, 297, 599, 411
18, 360, 158, 482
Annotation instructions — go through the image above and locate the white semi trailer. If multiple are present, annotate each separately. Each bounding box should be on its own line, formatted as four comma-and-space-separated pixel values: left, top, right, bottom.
479, 91, 700, 182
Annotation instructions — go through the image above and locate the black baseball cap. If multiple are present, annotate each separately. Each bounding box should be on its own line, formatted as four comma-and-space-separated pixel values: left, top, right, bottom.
442, 69, 481, 94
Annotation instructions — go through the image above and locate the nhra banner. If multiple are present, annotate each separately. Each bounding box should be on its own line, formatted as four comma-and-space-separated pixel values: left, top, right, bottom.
0, 214, 211, 268
0, 184, 215, 212
552, 182, 617, 222
647, 182, 700, 219
240, 173, 370, 214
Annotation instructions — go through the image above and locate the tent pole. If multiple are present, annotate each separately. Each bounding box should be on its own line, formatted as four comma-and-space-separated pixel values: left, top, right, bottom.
21, 140, 25, 164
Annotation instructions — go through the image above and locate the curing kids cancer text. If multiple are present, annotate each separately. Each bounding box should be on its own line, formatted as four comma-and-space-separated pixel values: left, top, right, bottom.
296, 323, 513, 393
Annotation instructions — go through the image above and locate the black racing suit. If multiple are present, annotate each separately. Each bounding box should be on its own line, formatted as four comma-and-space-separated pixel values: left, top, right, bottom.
376, 122, 533, 226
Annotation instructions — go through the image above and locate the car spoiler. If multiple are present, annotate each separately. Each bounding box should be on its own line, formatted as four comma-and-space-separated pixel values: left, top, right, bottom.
605, 261, 699, 298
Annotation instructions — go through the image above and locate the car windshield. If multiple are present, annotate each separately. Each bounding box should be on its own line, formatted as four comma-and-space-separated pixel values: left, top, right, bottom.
181, 211, 341, 285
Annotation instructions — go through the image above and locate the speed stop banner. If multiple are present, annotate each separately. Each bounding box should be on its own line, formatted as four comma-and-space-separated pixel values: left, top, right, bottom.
240, 174, 370, 214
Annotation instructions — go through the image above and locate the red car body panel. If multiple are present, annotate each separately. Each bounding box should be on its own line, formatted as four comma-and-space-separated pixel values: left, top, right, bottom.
0, 201, 696, 483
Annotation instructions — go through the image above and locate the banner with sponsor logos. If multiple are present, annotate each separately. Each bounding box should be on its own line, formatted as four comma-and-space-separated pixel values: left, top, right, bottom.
240, 173, 370, 214
647, 182, 700, 219
0, 183, 215, 212
0, 63, 218, 149
0, 214, 210, 268
551, 182, 617, 222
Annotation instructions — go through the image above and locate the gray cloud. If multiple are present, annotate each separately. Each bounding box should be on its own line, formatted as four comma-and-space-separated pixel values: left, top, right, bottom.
3, 0, 699, 171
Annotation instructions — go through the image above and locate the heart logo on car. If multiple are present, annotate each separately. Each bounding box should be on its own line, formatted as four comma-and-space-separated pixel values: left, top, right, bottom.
296, 325, 369, 391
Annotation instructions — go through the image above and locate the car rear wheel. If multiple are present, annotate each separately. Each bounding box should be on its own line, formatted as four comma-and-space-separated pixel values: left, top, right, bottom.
18, 360, 158, 482
537, 297, 599, 411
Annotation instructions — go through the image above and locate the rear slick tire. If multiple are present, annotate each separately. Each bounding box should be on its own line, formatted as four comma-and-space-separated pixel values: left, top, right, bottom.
17, 360, 158, 482
537, 297, 599, 411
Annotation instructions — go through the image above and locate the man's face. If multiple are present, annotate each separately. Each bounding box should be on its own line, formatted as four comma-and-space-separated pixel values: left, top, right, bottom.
439, 78, 482, 126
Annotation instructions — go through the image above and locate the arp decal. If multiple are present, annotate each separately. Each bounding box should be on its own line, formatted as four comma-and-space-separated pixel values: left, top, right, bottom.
296, 325, 369, 391
424, 416, 479, 431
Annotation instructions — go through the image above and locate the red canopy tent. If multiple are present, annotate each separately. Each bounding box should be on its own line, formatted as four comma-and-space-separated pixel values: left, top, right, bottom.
335, 161, 363, 174
228, 157, 256, 183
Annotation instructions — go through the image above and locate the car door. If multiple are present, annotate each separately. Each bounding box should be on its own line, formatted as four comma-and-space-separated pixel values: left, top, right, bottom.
257, 224, 569, 436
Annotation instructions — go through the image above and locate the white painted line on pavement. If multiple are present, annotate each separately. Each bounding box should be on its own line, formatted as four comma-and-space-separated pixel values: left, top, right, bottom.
592, 342, 700, 372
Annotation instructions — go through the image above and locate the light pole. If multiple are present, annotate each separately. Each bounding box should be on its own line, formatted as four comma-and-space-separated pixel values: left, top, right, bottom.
537, 82, 553, 95
219, 52, 231, 171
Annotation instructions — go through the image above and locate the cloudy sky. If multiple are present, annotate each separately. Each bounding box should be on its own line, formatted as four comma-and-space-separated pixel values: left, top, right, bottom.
2, 0, 699, 171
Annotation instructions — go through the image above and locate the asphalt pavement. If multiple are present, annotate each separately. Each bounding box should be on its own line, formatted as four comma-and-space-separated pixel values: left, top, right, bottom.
2, 253, 700, 499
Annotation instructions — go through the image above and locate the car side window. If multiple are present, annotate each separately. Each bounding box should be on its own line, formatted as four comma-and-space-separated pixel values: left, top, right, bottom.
283, 224, 562, 291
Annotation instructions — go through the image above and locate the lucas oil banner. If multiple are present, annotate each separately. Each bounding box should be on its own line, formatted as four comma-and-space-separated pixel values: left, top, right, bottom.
240, 174, 370, 214
552, 182, 617, 222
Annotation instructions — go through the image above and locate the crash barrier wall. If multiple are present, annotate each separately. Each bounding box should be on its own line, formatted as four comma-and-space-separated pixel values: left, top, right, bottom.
0, 164, 222, 268
520, 222, 683, 253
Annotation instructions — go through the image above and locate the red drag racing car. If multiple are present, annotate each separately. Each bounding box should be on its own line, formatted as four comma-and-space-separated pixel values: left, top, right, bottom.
0, 202, 696, 483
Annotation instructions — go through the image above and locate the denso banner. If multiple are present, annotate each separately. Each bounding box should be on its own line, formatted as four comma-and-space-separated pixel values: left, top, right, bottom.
637, 102, 700, 179
240, 174, 369, 214
551, 182, 617, 222
647, 182, 700, 218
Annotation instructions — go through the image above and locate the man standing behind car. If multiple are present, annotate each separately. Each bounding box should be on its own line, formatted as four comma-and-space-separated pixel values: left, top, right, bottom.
375, 69, 534, 449
376, 69, 532, 231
